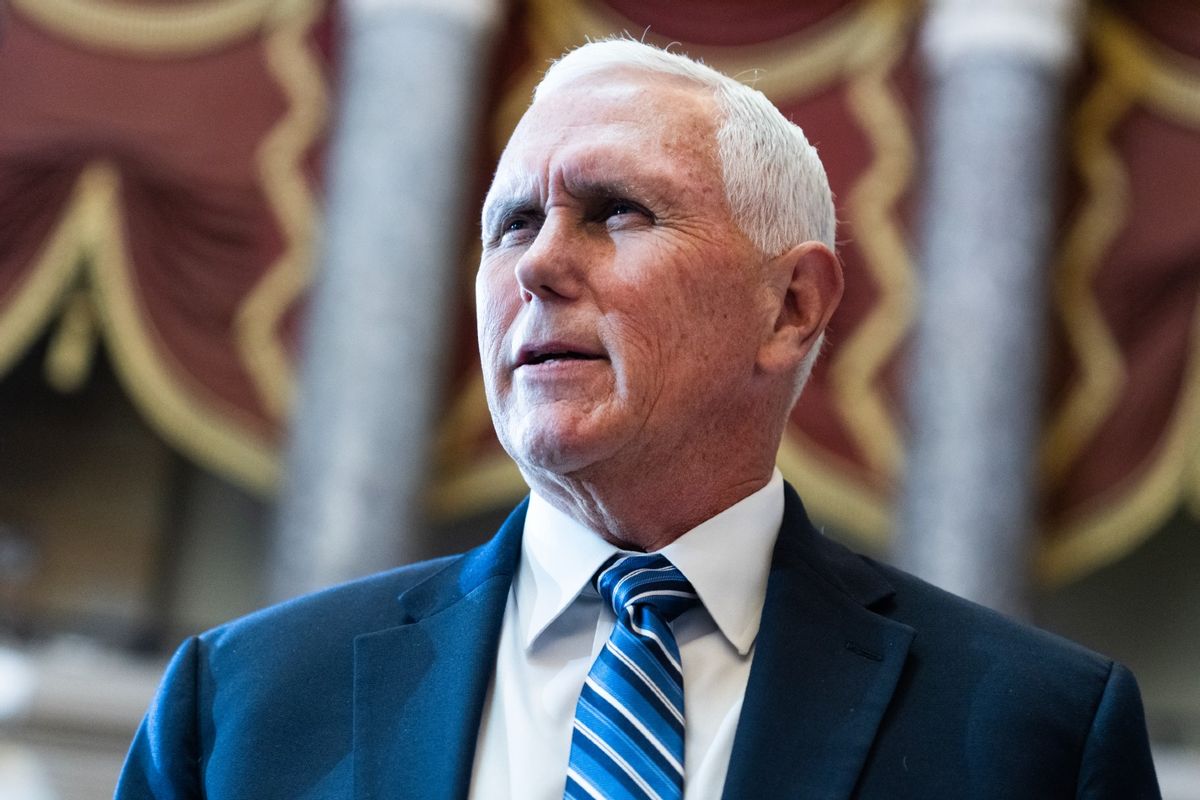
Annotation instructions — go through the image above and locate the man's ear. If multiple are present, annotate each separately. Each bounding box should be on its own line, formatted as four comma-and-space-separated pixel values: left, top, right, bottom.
756, 241, 844, 375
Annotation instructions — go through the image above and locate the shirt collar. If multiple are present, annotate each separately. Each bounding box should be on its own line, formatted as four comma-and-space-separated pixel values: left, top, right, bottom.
517, 469, 784, 656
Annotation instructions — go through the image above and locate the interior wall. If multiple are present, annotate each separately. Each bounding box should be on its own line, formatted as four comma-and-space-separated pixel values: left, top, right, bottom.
1034, 512, 1200, 750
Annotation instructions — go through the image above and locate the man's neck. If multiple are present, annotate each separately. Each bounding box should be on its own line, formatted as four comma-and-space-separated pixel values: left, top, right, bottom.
526, 462, 776, 552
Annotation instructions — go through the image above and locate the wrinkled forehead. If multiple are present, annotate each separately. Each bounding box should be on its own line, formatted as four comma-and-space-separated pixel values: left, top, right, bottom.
484, 71, 723, 209
535, 64, 712, 107
516, 70, 717, 153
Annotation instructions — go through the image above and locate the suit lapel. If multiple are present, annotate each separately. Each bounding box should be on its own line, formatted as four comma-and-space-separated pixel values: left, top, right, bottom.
722, 486, 914, 800
349, 487, 911, 799
352, 501, 527, 800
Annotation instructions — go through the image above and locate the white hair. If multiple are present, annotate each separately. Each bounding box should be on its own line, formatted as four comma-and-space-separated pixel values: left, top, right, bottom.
534, 38, 837, 255
534, 38, 834, 393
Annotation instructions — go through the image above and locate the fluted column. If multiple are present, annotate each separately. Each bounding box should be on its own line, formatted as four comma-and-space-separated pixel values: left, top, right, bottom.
895, 0, 1084, 616
268, 0, 503, 601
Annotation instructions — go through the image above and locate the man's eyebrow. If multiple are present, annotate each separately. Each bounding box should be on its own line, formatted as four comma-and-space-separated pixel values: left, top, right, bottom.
482, 170, 542, 234
566, 173, 689, 216
482, 194, 537, 236
563, 176, 642, 199
482, 173, 674, 235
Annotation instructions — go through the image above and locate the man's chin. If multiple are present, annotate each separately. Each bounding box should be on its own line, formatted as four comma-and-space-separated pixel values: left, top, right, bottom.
513, 445, 594, 479
505, 427, 612, 483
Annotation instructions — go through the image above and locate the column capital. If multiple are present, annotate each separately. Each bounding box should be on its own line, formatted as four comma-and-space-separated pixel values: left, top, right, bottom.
923, 0, 1085, 73
342, 0, 504, 28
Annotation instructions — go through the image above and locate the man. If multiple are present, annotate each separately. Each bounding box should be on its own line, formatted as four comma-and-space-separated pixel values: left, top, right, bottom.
117, 40, 1160, 799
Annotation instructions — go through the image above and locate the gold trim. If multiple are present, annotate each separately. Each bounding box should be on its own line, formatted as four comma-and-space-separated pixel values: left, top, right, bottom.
1037, 7, 1200, 582
44, 290, 98, 393
79, 162, 281, 492
0, 0, 328, 493
1092, 7, 1200, 128
832, 20, 916, 479
429, 371, 529, 519
435, 371, 492, 470
1039, 289, 1200, 583
235, 0, 328, 419
497, 0, 918, 148
10, 0, 279, 57
1040, 7, 1200, 484
1040, 77, 1132, 484
0, 175, 92, 377
536, 0, 913, 98
776, 432, 890, 549
429, 452, 528, 519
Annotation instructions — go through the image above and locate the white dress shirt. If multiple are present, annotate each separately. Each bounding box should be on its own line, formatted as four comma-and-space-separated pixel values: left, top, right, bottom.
468, 470, 785, 799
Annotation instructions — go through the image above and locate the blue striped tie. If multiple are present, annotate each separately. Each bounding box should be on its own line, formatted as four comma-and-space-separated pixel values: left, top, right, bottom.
564, 553, 699, 800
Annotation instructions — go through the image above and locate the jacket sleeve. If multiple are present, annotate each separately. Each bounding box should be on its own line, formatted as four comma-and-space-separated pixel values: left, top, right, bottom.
114, 637, 204, 800
1076, 661, 1161, 800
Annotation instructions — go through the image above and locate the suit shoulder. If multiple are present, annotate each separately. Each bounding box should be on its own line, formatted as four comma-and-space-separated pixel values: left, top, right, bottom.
865, 556, 1113, 683
838, 556, 1158, 796
199, 553, 461, 651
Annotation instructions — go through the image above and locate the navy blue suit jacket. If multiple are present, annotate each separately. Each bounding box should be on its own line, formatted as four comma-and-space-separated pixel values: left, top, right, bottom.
116, 485, 1160, 798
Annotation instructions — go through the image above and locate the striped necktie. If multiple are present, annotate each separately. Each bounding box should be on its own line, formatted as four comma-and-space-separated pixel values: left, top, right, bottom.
564, 553, 699, 800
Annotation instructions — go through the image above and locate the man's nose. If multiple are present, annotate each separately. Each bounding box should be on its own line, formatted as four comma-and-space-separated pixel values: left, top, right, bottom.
514, 211, 584, 303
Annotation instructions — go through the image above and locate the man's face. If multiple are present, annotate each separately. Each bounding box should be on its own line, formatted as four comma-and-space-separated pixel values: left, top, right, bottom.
476, 73, 774, 481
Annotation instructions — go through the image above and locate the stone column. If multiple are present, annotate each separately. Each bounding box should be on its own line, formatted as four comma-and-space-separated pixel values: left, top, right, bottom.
895, 0, 1083, 617
268, 0, 503, 601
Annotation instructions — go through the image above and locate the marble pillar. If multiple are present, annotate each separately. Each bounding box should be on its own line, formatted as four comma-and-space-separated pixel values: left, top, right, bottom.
895, 0, 1083, 617
268, 0, 503, 601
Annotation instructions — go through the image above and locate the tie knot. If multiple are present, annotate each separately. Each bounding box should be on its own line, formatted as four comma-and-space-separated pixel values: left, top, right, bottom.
595, 553, 698, 623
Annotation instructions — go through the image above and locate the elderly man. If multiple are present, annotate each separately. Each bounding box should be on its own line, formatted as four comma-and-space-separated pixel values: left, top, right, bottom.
117, 40, 1159, 799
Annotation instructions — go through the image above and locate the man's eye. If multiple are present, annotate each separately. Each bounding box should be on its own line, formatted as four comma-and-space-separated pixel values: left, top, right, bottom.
496, 215, 537, 244
603, 200, 650, 223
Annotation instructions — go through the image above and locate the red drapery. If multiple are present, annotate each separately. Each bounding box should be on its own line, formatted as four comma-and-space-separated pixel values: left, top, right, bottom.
0, 0, 335, 491
3, 0, 1199, 584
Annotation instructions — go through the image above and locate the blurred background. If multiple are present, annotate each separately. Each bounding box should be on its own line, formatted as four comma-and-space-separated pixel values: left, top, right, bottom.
0, 0, 1198, 796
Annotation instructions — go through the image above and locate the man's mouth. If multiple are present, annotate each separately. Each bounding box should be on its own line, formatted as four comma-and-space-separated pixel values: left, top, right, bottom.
516, 344, 607, 368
